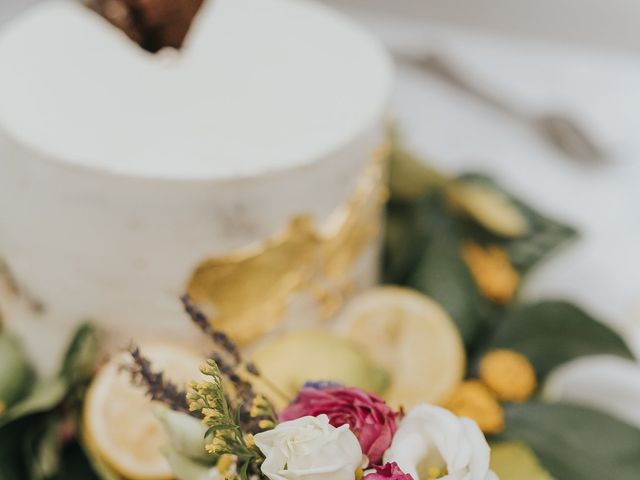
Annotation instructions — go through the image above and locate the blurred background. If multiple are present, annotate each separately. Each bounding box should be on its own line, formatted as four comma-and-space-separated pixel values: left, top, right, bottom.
326, 0, 640, 356
2, 0, 640, 352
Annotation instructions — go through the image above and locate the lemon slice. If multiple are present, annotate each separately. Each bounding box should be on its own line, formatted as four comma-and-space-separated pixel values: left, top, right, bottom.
449, 182, 529, 238
251, 330, 390, 410
490, 442, 554, 479
83, 343, 204, 480
335, 286, 466, 408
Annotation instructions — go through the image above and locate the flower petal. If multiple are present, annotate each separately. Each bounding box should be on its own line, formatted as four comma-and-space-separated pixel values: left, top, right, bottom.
544, 355, 640, 428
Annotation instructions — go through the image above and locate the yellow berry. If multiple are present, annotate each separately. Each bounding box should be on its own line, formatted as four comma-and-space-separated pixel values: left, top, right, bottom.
441, 380, 505, 434
462, 243, 519, 304
217, 454, 236, 475
258, 419, 275, 430
244, 433, 255, 448
479, 349, 537, 402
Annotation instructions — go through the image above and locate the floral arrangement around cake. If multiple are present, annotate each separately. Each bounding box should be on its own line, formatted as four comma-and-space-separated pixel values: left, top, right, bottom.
1, 142, 640, 480
117, 294, 498, 480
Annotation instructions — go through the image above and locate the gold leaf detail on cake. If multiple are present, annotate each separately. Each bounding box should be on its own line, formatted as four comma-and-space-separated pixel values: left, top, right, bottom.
186, 217, 321, 345
187, 147, 388, 345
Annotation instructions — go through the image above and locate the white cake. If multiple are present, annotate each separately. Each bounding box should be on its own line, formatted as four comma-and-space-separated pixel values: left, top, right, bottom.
0, 0, 393, 372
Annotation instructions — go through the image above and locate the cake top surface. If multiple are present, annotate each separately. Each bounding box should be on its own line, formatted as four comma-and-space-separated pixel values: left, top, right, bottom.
0, 0, 392, 179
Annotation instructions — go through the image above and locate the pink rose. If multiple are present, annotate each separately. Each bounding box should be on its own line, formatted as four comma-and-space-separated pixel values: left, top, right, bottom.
279, 385, 399, 464
365, 463, 414, 480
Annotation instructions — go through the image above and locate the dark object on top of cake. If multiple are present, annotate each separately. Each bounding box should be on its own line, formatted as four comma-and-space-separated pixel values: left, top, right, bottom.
86, 0, 205, 53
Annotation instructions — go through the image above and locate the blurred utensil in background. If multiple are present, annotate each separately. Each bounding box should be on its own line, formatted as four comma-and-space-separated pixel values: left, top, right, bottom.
399, 53, 607, 164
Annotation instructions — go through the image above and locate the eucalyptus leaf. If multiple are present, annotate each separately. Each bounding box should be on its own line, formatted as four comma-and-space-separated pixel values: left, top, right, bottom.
497, 402, 640, 480
0, 378, 68, 428
383, 202, 429, 284
60, 322, 101, 385
22, 416, 62, 480
407, 195, 491, 345
0, 332, 35, 409
162, 446, 214, 480
156, 408, 211, 463
51, 442, 101, 480
455, 174, 577, 275
479, 301, 634, 378
0, 416, 29, 479
0, 323, 103, 479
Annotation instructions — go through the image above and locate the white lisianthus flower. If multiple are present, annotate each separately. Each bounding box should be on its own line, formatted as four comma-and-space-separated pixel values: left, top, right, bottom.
384, 404, 498, 480
254, 414, 363, 480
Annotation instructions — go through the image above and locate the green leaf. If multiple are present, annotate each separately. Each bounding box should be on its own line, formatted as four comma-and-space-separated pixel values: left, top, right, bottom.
0, 416, 29, 479
479, 301, 634, 378
161, 446, 213, 480
456, 174, 577, 275
490, 441, 554, 480
387, 143, 447, 202
156, 409, 211, 462
0, 332, 35, 409
496, 402, 640, 480
22, 416, 62, 480
0, 378, 68, 428
60, 323, 101, 385
407, 195, 491, 345
239, 460, 250, 480
383, 202, 429, 284
0, 324, 103, 479
51, 442, 101, 480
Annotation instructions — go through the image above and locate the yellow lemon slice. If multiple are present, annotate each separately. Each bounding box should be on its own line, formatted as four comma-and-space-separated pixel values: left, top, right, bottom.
83, 343, 204, 480
335, 286, 466, 408
490, 442, 554, 479
449, 182, 529, 238
251, 330, 390, 410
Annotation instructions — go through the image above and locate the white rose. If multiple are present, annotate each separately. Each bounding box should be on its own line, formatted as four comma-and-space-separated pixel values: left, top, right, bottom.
254, 414, 363, 480
384, 404, 498, 480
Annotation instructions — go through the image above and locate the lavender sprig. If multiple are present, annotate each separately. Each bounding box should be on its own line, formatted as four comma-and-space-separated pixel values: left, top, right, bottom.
180, 294, 263, 376
180, 295, 281, 429
127, 346, 195, 416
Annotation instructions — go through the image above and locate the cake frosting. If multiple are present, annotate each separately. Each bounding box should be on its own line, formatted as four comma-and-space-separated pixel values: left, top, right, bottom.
0, 0, 391, 178
0, 0, 393, 373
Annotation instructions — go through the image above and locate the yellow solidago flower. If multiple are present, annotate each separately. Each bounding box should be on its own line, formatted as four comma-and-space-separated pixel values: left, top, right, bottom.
480, 349, 537, 402
201, 407, 223, 425
441, 381, 505, 434
249, 394, 271, 418
258, 419, 275, 430
462, 243, 519, 304
217, 454, 237, 476
204, 443, 217, 455
243, 433, 255, 448
206, 432, 232, 455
